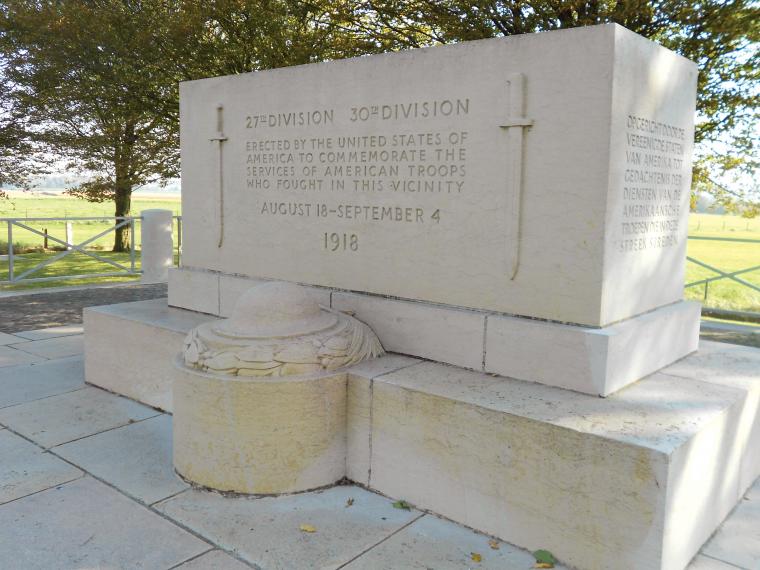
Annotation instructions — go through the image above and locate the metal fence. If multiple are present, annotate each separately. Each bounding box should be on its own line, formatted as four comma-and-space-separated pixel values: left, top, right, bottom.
0, 215, 182, 284
685, 235, 760, 319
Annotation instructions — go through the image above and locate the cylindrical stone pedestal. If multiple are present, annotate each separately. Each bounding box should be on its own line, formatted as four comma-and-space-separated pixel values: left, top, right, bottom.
173, 365, 347, 494
140, 209, 173, 284
173, 281, 383, 495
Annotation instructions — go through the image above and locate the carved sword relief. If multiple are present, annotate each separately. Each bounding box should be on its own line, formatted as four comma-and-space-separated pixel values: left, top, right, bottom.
500, 73, 533, 280
210, 104, 228, 248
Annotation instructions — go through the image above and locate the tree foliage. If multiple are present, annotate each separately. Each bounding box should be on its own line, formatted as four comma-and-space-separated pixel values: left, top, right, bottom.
194, 0, 386, 75
0, 58, 36, 197
339, 1, 758, 145
0, 1, 199, 249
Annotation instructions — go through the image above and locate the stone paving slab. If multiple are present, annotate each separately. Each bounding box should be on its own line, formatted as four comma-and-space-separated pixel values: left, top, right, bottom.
155, 485, 421, 570
0, 331, 26, 346
9, 333, 84, 359
0, 430, 82, 505
344, 512, 568, 570
0, 476, 209, 570
174, 550, 252, 569
701, 492, 760, 570
55, 414, 188, 505
0, 386, 160, 448
0, 356, 84, 409
687, 555, 745, 569
0, 345, 47, 367
13, 324, 84, 341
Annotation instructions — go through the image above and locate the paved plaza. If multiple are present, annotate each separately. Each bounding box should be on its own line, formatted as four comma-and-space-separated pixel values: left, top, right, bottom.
0, 324, 757, 569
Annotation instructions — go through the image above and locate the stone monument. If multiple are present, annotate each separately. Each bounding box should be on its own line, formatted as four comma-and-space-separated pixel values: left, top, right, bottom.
174, 22, 700, 396
83, 23, 760, 570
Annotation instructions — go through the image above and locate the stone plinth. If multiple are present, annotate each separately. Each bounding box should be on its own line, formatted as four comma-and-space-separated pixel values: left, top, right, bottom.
349, 347, 760, 570
170, 267, 700, 396
83, 299, 760, 569
172, 282, 383, 494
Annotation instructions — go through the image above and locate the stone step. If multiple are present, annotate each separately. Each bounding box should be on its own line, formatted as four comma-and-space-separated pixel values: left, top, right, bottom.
84, 300, 760, 570
348, 343, 760, 570
84, 299, 215, 412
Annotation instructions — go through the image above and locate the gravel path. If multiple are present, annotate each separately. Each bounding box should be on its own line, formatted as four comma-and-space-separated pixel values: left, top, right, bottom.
0, 283, 167, 332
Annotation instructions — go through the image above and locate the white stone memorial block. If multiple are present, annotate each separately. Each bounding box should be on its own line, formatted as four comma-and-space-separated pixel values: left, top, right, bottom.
180, 23, 696, 328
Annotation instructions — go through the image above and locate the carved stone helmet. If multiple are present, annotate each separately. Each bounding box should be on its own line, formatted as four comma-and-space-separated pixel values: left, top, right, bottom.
182, 281, 383, 376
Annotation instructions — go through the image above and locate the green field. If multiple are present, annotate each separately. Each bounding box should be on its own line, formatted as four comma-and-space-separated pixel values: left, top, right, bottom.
0, 193, 180, 290
0, 193, 181, 251
685, 213, 760, 313
1, 195, 759, 314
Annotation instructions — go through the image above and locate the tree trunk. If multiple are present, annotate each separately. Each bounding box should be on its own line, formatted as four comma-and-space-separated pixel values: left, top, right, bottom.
113, 182, 132, 252
112, 122, 137, 253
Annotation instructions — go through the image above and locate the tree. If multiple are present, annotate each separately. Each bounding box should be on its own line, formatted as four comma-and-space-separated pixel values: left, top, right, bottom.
0, 0, 382, 249
339, 0, 759, 205
0, 1, 199, 250
0, 58, 34, 197
194, 0, 386, 76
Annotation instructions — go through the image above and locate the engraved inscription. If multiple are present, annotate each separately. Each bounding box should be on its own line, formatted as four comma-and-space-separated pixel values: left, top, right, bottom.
618, 115, 687, 253
241, 100, 471, 250
245, 131, 468, 196
324, 233, 359, 252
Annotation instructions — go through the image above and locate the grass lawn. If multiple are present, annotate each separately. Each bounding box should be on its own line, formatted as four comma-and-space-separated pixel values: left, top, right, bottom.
685, 213, 760, 313
0, 251, 142, 290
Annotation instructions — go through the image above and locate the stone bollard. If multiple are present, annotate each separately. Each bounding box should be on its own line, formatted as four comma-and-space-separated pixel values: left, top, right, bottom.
173, 281, 384, 494
140, 209, 173, 284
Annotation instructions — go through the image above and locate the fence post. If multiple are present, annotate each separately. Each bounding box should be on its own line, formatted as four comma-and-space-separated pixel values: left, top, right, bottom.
130, 218, 136, 273
140, 209, 173, 284
176, 216, 182, 265
7, 221, 13, 282
65, 222, 74, 250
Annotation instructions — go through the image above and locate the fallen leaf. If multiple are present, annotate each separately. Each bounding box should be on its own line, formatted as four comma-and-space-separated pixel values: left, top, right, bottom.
392, 500, 411, 510
488, 539, 500, 550
345, 497, 354, 507
533, 549, 556, 568
299, 524, 317, 533
470, 552, 482, 562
